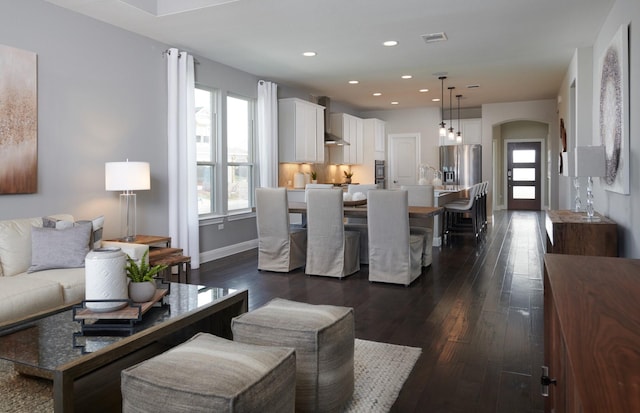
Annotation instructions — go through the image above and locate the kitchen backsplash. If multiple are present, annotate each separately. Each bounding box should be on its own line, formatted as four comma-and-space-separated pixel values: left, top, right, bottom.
278, 163, 353, 188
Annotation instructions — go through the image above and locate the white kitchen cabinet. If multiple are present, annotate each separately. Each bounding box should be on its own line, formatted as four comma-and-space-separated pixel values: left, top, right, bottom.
278, 98, 325, 163
328, 113, 363, 164
365, 118, 386, 160
439, 118, 482, 146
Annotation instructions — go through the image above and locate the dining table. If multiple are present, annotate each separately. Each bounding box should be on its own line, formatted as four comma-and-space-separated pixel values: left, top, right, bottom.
288, 201, 443, 221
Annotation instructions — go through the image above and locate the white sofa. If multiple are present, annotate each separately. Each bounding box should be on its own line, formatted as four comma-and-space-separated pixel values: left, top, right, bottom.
0, 214, 148, 326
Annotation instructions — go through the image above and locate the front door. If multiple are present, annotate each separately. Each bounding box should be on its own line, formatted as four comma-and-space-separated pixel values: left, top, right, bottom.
507, 142, 541, 210
388, 133, 420, 189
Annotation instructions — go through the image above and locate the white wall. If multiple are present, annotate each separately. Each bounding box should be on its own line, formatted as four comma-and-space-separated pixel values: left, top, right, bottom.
587, 0, 640, 257
482, 100, 558, 214
362, 107, 442, 170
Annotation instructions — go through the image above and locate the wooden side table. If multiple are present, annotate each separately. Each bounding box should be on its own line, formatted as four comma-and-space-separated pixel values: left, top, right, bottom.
106, 235, 191, 283
545, 210, 618, 257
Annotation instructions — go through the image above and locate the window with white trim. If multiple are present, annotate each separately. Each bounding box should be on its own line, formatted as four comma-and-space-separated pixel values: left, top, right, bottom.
195, 87, 256, 217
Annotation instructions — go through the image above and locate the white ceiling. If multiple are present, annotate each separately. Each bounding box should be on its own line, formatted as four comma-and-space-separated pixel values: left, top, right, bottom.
45, 0, 614, 111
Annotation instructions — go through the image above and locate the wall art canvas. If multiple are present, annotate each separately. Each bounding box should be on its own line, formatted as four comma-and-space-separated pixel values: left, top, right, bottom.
598, 24, 629, 195
0, 44, 37, 194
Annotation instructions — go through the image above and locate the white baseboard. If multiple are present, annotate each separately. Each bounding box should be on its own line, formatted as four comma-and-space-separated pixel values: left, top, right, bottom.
200, 239, 258, 264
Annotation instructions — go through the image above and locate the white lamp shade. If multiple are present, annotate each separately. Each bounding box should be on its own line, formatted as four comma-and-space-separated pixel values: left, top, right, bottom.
105, 161, 151, 191
575, 146, 605, 177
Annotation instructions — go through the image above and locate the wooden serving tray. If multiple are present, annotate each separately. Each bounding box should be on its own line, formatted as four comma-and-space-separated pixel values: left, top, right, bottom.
344, 199, 367, 206
74, 289, 168, 321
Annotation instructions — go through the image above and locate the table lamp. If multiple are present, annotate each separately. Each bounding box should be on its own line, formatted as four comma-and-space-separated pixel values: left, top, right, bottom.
574, 146, 605, 221
105, 160, 150, 241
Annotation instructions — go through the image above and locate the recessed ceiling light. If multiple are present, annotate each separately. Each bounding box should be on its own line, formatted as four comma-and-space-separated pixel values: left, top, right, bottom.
383, 40, 398, 47
348, 80, 359, 84
419, 88, 429, 93
302, 51, 316, 57
432, 98, 441, 102
373, 92, 382, 96
391, 101, 399, 105
401, 75, 412, 79
467, 84, 480, 88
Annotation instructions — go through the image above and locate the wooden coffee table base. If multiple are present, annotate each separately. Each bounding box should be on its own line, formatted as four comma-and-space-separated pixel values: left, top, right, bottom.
49, 288, 248, 413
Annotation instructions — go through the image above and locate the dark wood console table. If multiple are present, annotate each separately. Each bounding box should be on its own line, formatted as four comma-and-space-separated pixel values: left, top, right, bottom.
545, 210, 617, 256
543, 254, 640, 412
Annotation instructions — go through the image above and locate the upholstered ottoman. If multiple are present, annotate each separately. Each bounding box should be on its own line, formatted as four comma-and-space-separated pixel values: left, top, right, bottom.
232, 298, 355, 413
121, 332, 296, 413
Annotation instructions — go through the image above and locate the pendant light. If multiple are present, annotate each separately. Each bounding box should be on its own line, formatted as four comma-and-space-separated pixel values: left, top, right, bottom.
447, 86, 455, 141
438, 76, 447, 138
456, 94, 463, 143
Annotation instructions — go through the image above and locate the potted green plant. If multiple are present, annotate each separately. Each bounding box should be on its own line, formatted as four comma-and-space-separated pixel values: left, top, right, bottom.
310, 171, 318, 184
343, 170, 354, 184
125, 250, 168, 302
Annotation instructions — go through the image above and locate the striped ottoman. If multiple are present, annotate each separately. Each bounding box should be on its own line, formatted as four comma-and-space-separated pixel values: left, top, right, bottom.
121, 332, 296, 413
232, 298, 355, 413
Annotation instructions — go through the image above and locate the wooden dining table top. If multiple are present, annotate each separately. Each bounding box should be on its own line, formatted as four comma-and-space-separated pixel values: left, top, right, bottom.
288, 201, 443, 218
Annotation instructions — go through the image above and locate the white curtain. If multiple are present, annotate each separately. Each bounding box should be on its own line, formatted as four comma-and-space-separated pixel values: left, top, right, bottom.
167, 48, 200, 269
257, 80, 278, 188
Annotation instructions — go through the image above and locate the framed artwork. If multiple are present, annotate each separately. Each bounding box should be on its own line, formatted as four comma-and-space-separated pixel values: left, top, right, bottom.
0, 44, 38, 194
598, 23, 629, 194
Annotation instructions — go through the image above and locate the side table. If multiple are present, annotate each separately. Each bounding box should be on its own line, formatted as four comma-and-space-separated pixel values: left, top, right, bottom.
545, 210, 618, 257
105, 235, 191, 283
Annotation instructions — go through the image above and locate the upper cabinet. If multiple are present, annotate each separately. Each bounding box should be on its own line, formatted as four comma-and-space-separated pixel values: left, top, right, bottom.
278, 98, 325, 163
439, 118, 482, 146
328, 113, 363, 164
364, 118, 386, 160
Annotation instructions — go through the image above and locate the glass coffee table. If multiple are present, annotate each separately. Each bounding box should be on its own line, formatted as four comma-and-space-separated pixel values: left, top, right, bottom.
0, 283, 248, 413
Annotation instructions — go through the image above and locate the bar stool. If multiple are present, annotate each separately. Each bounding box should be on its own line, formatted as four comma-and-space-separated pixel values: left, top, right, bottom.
443, 183, 481, 244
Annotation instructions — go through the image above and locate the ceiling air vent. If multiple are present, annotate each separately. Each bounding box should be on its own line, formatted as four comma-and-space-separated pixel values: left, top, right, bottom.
421, 32, 448, 43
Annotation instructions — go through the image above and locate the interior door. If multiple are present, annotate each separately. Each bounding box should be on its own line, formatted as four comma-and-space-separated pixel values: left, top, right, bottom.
388, 133, 420, 189
507, 142, 541, 210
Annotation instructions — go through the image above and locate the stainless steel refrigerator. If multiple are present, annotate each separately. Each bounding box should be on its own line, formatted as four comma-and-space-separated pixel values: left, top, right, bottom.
439, 144, 482, 187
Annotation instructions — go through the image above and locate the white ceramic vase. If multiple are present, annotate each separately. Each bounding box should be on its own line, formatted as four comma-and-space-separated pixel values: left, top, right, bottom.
128, 281, 156, 303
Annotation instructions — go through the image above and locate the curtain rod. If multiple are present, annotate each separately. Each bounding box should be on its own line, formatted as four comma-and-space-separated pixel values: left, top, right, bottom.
162, 49, 199, 64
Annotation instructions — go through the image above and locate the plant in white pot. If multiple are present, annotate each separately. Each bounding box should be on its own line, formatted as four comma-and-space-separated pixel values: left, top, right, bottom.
125, 250, 167, 303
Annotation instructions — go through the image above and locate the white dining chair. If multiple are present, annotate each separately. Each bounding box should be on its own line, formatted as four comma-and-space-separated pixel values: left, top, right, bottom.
305, 188, 360, 278
344, 184, 378, 253
400, 185, 434, 267
255, 187, 306, 272
304, 183, 333, 203
367, 190, 423, 286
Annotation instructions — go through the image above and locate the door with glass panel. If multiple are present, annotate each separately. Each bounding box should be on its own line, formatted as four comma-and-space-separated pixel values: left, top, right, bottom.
507, 142, 541, 210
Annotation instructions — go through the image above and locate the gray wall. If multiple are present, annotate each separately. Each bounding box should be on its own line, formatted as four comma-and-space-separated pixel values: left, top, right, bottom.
0, 0, 168, 240
588, 0, 640, 257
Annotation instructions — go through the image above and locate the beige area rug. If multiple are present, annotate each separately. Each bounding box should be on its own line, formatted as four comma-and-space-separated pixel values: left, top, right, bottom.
0, 339, 421, 413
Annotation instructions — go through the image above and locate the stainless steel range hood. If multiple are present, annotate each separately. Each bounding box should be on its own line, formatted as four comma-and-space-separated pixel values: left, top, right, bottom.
317, 96, 350, 146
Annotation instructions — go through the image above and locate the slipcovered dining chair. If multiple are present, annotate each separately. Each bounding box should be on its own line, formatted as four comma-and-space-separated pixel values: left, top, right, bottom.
344, 183, 378, 263
367, 190, 424, 286
255, 187, 306, 272
305, 189, 360, 278
400, 185, 434, 267
304, 183, 333, 202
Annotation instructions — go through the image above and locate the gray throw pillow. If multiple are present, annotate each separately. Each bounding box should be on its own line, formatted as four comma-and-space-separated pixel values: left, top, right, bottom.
43, 215, 104, 249
28, 223, 91, 273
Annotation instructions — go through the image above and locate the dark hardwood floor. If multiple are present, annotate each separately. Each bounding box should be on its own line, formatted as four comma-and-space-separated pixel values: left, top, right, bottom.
191, 210, 546, 413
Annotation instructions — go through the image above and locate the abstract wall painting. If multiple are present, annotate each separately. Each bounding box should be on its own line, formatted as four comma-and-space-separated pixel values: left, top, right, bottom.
0, 44, 37, 194
598, 24, 629, 195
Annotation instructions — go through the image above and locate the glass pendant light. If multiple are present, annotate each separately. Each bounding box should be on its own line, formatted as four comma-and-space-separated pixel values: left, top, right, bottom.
438, 76, 447, 138
447, 86, 455, 141
456, 94, 463, 143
